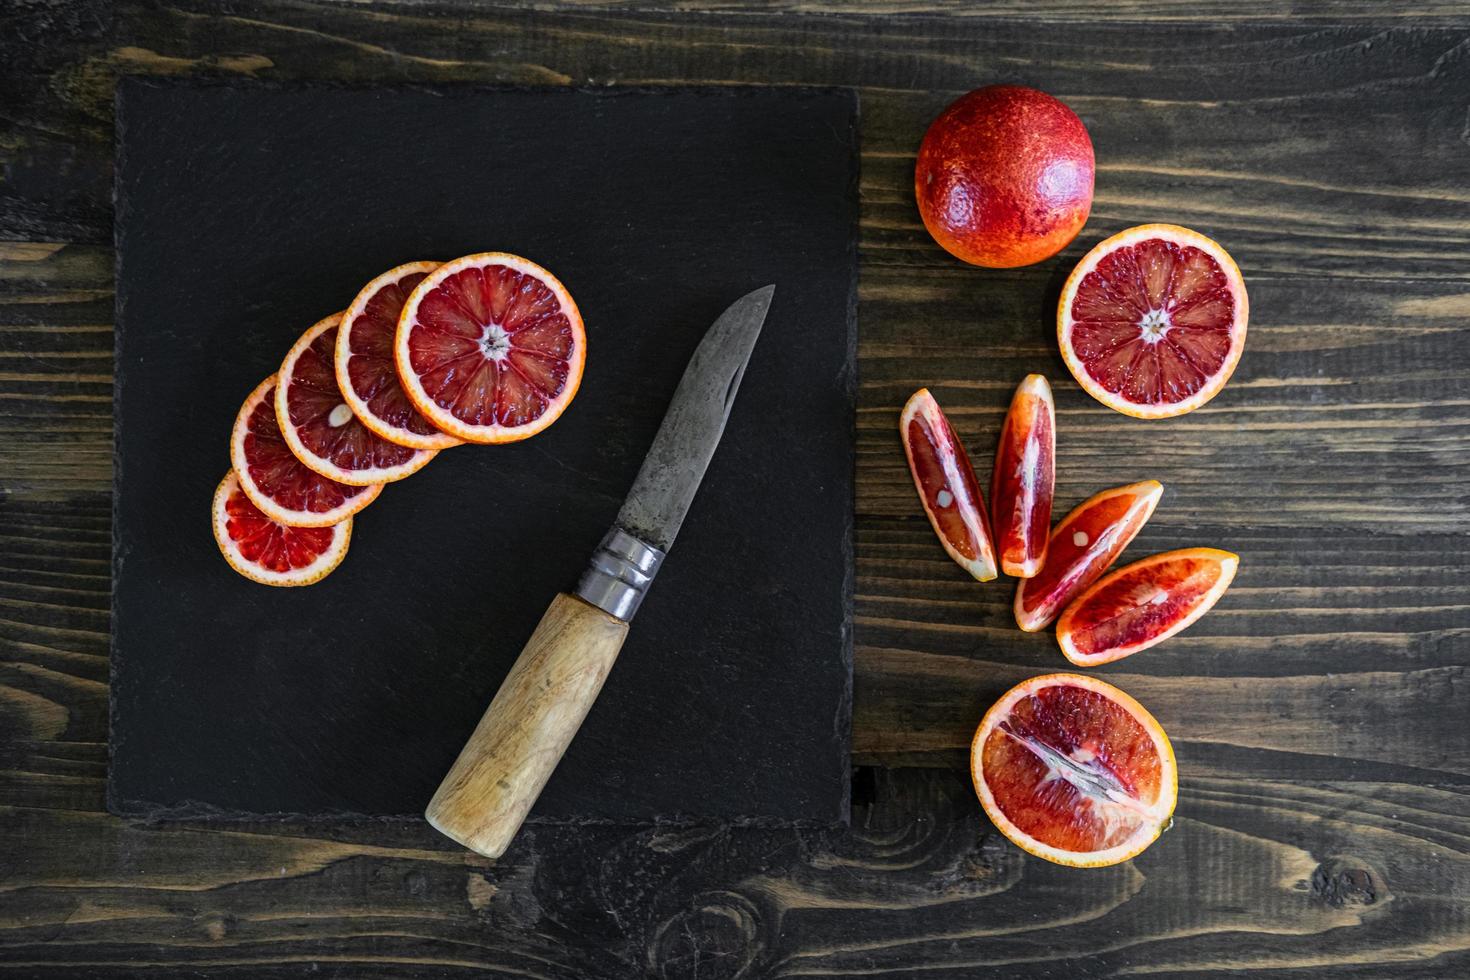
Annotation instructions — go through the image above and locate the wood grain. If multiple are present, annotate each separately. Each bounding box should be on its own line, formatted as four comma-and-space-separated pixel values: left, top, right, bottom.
1, 0, 1468, 975
427, 593, 630, 859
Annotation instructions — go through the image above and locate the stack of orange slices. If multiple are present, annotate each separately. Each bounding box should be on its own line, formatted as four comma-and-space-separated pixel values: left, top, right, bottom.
215, 253, 586, 587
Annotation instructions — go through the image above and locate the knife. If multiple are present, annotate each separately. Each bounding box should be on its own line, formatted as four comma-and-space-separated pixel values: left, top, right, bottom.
425, 285, 775, 858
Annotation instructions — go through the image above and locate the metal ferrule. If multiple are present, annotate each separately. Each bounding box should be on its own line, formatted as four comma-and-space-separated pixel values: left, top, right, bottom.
575, 527, 665, 622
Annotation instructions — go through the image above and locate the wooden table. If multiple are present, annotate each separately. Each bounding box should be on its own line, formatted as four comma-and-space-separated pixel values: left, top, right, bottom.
4, 2, 1468, 976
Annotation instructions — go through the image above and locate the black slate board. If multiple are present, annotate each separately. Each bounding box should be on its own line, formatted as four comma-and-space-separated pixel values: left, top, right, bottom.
109, 79, 858, 825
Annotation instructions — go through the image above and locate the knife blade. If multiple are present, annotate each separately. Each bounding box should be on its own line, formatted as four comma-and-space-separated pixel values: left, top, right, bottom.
574, 285, 774, 622
426, 285, 775, 858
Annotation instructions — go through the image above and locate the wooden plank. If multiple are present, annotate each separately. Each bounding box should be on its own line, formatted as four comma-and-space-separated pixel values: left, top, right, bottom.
0, 0, 1467, 975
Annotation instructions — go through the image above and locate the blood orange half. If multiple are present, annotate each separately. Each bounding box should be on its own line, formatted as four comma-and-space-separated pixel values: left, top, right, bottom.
900, 388, 997, 582
212, 471, 351, 587
972, 673, 1177, 868
1059, 224, 1248, 419
1014, 480, 1162, 632
395, 253, 585, 444
336, 261, 461, 451
991, 374, 1055, 578
230, 376, 382, 527
1057, 547, 1239, 666
278, 313, 437, 485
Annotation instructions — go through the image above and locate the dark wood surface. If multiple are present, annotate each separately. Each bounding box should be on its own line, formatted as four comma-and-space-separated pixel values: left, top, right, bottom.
3, 1, 1468, 976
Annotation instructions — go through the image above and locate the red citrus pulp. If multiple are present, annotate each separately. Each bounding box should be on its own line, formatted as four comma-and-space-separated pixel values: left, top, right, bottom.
395, 252, 585, 444
336, 261, 461, 450
278, 314, 437, 485
1058, 547, 1239, 666
899, 388, 997, 582
915, 85, 1094, 268
212, 471, 351, 586
1014, 480, 1162, 632
1059, 224, 1248, 418
991, 374, 1055, 578
972, 673, 1177, 867
230, 376, 381, 527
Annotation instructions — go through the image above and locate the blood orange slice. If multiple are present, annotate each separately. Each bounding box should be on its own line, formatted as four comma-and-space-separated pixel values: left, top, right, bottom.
1014, 480, 1162, 632
336, 262, 461, 451
900, 388, 997, 582
212, 471, 351, 586
1059, 224, 1248, 419
972, 673, 1177, 868
1057, 547, 1239, 666
230, 376, 381, 527
278, 314, 437, 485
991, 374, 1055, 578
395, 253, 586, 444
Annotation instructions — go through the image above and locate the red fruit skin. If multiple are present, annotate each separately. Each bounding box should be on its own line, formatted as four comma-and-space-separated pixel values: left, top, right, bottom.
915, 85, 1095, 268
991, 375, 1055, 578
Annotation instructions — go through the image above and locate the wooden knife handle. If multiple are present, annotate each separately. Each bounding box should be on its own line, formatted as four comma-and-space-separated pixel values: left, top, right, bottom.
425, 592, 628, 858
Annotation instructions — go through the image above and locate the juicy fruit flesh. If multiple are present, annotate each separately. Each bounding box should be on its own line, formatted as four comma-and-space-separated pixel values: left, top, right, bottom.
288, 327, 421, 470
982, 683, 1164, 853
224, 483, 335, 573
1065, 554, 1227, 657
343, 271, 442, 439
991, 383, 1054, 576
1017, 486, 1156, 630
407, 264, 575, 428
243, 385, 367, 514
1069, 238, 1237, 405
906, 410, 991, 566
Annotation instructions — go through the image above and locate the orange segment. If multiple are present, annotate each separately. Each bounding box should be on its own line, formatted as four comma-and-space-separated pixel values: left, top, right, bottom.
899, 388, 997, 582
395, 252, 585, 444
990, 374, 1055, 578
1057, 547, 1239, 666
278, 314, 437, 485
1014, 480, 1162, 632
230, 376, 381, 528
212, 471, 351, 586
972, 673, 1177, 868
1059, 224, 1248, 419
336, 261, 461, 451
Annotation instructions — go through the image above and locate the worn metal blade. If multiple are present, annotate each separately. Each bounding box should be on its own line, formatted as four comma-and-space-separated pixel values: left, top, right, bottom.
616, 285, 774, 553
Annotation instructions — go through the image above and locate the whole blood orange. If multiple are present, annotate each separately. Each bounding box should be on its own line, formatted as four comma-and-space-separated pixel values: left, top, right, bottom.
230, 376, 381, 527
212, 471, 351, 586
395, 252, 585, 444
337, 261, 461, 451
991, 374, 1055, 578
972, 673, 1177, 868
1014, 480, 1162, 632
915, 85, 1094, 268
1057, 547, 1239, 666
1059, 224, 1248, 418
277, 313, 438, 485
900, 388, 997, 582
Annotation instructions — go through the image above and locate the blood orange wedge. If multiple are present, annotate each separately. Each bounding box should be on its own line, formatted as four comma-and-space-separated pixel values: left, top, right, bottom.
900, 388, 997, 582
972, 673, 1177, 868
1057, 547, 1239, 666
1014, 480, 1162, 632
212, 471, 351, 587
991, 374, 1055, 578
278, 313, 437, 485
230, 376, 381, 527
1059, 224, 1248, 419
395, 252, 585, 444
336, 261, 461, 451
